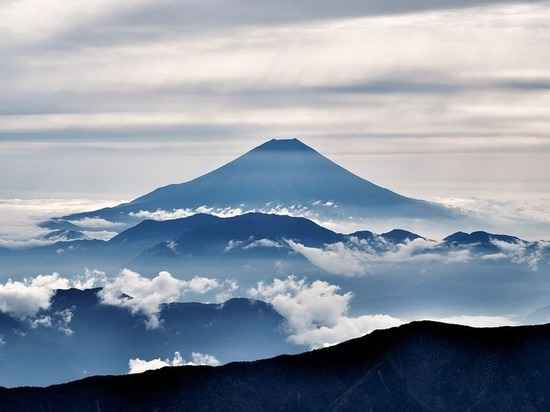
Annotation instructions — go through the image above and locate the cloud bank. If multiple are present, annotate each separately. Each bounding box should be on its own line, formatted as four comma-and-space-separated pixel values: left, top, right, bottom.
128, 351, 220, 374
287, 238, 473, 276
248, 276, 519, 347
100, 269, 237, 328
0, 274, 70, 319
0, 269, 237, 332
248, 276, 402, 348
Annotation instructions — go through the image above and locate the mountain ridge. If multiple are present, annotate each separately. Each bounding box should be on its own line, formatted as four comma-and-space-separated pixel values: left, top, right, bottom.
3, 320, 550, 411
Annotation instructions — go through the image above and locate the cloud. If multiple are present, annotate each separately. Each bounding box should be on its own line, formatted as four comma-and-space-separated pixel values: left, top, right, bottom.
30, 308, 74, 335
242, 239, 283, 249
487, 239, 549, 271
430, 315, 516, 328
82, 230, 118, 241
0, 238, 57, 250
0, 269, 238, 329
225, 238, 283, 252
70, 268, 109, 289
287, 238, 472, 276
248, 276, 402, 348
67, 217, 125, 230
0, 198, 120, 249
0, 274, 70, 319
99, 269, 238, 328
0, 269, 239, 334
129, 204, 323, 222
437, 197, 550, 240
128, 351, 220, 374
247, 275, 522, 347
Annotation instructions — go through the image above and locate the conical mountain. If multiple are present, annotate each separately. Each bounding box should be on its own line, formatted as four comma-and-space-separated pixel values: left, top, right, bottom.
62, 138, 452, 223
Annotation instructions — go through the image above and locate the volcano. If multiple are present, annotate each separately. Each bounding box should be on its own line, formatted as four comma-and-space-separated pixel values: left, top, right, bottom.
61, 138, 453, 224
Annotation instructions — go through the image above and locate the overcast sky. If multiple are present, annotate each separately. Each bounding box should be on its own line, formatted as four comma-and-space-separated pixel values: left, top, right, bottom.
1, 0, 549, 237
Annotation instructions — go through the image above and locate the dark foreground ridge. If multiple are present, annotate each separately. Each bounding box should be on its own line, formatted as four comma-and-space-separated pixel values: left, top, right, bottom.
2, 320, 550, 411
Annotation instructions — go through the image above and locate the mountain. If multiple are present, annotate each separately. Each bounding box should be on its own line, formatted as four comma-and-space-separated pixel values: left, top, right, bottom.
2, 212, 545, 277
58, 138, 453, 227
3, 321, 550, 411
42, 229, 86, 241
0, 288, 296, 387
114, 212, 343, 257
443, 230, 523, 253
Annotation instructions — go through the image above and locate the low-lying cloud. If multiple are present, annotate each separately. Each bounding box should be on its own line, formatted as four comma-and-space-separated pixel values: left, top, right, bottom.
0, 198, 120, 249
30, 308, 74, 336
129, 203, 332, 223
67, 217, 125, 230
128, 351, 220, 374
100, 269, 238, 328
248, 275, 519, 348
287, 238, 473, 276
248, 276, 402, 348
429, 315, 516, 328
0, 274, 70, 319
0, 269, 238, 332
485, 239, 549, 271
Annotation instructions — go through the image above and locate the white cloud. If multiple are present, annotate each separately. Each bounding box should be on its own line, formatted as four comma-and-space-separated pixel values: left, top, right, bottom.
30, 308, 74, 335
225, 238, 283, 252
247, 275, 520, 348
0, 198, 120, 249
248, 276, 402, 348
243, 239, 283, 249
129, 204, 322, 222
0, 269, 239, 333
82, 230, 118, 241
0, 238, 57, 250
128, 351, 220, 374
224, 239, 245, 252
99, 269, 237, 328
68, 217, 125, 230
287, 241, 370, 276
488, 239, 549, 271
0, 274, 70, 319
430, 315, 516, 328
287, 238, 472, 276
70, 268, 109, 290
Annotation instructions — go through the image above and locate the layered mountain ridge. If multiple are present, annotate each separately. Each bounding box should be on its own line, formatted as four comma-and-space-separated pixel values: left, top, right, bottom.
4, 321, 550, 411
0, 288, 294, 387
1, 212, 546, 276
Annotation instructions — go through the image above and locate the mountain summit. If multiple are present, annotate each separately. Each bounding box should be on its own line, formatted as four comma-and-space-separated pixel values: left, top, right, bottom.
62, 138, 452, 223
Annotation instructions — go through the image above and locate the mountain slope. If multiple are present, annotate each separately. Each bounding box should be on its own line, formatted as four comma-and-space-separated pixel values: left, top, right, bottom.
111, 212, 344, 254
61, 138, 452, 224
0, 288, 296, 387
3, 321, 550, 411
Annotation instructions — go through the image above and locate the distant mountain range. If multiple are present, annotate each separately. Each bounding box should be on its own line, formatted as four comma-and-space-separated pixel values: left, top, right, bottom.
56, 138, 456, 227
4, 321, 550, 411
0, 288, 295, 387
0, 212, 545, 276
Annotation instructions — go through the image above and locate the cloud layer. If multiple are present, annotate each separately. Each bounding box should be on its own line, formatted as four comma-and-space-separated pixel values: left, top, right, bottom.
0, 269, 237, 332
128, 351, 220, 374
288, 235, 548, 276
0, 274, 70, 319
100, 269, 237, 328
248, 276, 518, 348
248, 276, 402, 348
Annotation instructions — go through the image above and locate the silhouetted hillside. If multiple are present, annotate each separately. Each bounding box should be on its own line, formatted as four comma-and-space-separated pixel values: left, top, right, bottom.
3, 321, 550, 411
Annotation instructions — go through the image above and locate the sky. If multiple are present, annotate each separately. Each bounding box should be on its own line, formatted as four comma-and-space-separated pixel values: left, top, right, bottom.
1, 0, 550, 238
